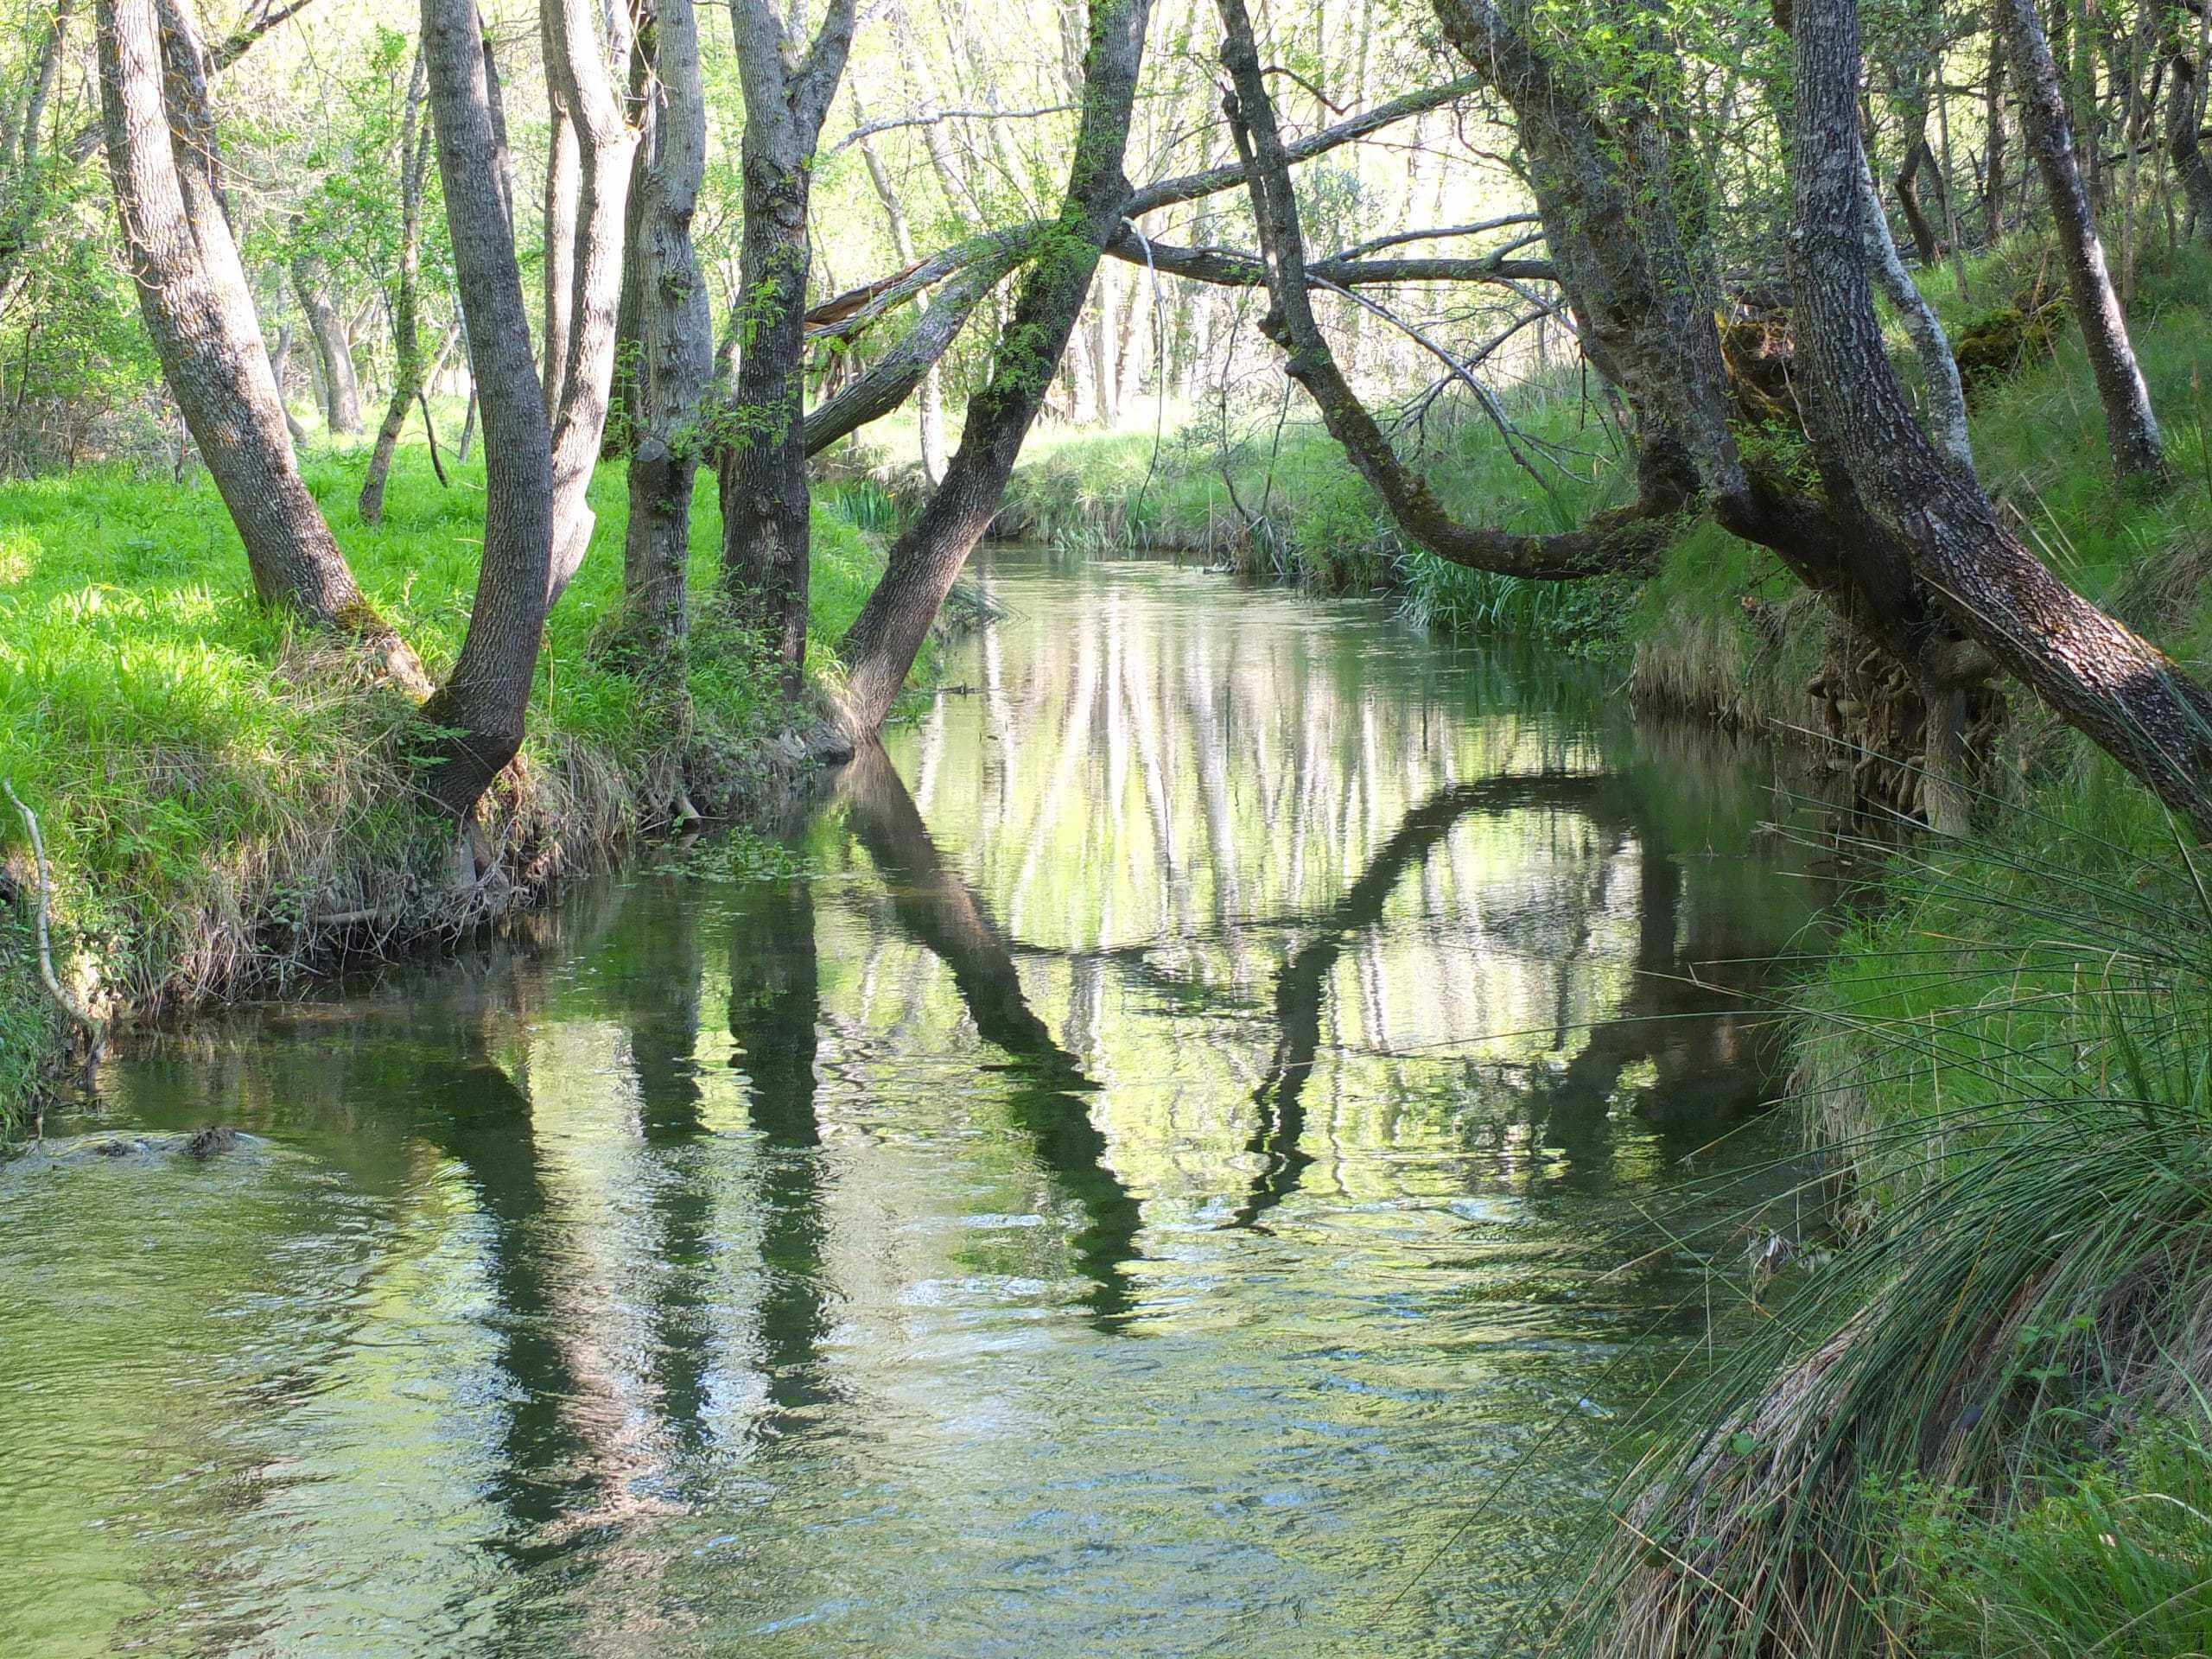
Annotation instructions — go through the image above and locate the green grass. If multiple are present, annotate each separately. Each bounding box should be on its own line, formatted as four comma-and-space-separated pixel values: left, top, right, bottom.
1558, 238, 2212, 1654
0, 434, 887, 1129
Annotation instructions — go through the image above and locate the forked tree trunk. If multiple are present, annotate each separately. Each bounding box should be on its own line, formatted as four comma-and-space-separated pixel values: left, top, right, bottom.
94, 0, 415, 675
2165, 27, 2212, 235
1796, 0, 2212, 836
1215, 0, 1694, 582
415, 0, 554, 820
715, 0, 860, 695
622, 0, 710, 683
291, 248, 361, 433
833, 0, 1154, 742
541, 0, 640, 607
1993, 0, 2170, 486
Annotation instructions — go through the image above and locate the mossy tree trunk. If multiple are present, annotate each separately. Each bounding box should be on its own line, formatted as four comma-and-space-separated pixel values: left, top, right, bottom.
715, 0, 860, 697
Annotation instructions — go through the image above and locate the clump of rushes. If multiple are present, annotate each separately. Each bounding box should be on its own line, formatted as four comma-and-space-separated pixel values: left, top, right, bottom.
1564, 774, 2212, 1657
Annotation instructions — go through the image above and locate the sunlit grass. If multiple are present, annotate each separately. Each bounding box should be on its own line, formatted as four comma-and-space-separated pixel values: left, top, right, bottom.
0, 435, 885, 1124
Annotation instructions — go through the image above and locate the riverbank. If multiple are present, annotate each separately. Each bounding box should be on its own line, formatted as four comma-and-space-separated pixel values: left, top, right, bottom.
0, 442, 891, 1131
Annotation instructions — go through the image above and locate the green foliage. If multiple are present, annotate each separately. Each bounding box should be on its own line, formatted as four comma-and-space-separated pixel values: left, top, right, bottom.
1878, 1414, 2212, 1657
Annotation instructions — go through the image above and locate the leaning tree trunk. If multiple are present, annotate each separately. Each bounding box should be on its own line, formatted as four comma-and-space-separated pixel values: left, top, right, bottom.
1993, 0, 2170, 486
833, 0, 1155, 743
1215, 0, 1695, 582
416, 0, 554, 820
1796, 0, 2212, 836
94, 0, 416, 677
715, 0, 860, 696
621, 0, 710, 704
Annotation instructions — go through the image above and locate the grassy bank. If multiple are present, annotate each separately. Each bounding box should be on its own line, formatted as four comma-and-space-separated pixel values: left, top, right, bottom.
0, 439, 888, 1128
1558, 243, 2212, 1657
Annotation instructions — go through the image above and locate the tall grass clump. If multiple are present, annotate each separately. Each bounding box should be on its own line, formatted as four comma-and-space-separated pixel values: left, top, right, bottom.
1566, 768, 2212, 1657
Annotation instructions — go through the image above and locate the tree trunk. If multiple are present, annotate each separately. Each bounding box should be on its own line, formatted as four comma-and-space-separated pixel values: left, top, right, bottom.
1994, 0, 2170, 486
358, 51, 434, 527
2165, 30, 2212, 236
291, 249, 361, 433
715, 0, 860, 696
853, 99, 947, 480
1986, 13, 2010, 238
94, 0, 412, 671
416, 0, 555, 819
1796, 0, 2212, 836
541, 0, 640, 608
1213, 0, 1693, 583
833, 0, 1155, 743
270, 321, 308, 443
621, 0, 710, 709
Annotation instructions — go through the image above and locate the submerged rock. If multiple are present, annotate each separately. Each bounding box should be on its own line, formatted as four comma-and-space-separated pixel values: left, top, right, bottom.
3, 1128, 253, 1174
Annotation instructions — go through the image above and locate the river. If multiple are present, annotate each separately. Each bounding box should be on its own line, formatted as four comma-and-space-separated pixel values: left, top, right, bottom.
1, 548, 1827, 1657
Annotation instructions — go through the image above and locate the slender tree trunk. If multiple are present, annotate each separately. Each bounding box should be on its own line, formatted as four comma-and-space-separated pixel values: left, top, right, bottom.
853, 98, 947, 480
2165, 28, 2212, 236
291, 248, 361, 433
359, 51, 435, 526
834, 0, 1155, 742
541, 0, 640, 607
715, 0, 860, 696
1986, 14, 2010, 238
622, 0, 710, 709
604, 24, 657, 461
416, 0, 555, 820
270, 321, 308, 443
94, 0, 414, 672
1995, 0, 2170, 485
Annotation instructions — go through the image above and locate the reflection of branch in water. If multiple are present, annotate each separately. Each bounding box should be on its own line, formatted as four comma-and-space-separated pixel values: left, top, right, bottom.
840, 742, 1141, 1325
1234, 772, 1649, 1230
727, 875, 841, 1423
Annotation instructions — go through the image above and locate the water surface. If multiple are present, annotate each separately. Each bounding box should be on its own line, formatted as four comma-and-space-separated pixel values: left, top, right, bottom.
3, 550, 1825, 1657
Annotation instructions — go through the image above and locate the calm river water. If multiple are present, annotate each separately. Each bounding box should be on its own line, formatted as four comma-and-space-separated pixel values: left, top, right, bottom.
3, 550, 1827, 1657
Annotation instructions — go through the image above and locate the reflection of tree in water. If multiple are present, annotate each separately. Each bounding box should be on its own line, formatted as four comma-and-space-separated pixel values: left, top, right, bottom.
726, 867, 850, 1421
840, 742, 1141, 1325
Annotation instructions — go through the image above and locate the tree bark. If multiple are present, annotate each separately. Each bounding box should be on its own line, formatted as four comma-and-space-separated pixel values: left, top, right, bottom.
1796, 0, 2212, 836
833, 0, 1155, 743
95, 0, 412, 671
1215, 0, 1693, 582
1993, 0, 2170, 485
416, 0, 555, 819
541, 0, 641, 607
715, 0, 860, 695
622, 0, 711, 696
291, 247, 362, 433
2164, 23, 2212, 236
